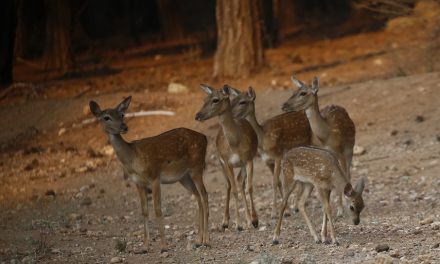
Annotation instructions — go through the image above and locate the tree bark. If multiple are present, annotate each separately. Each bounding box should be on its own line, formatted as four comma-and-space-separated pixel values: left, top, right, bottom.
43, 0, 72, 73
0, 0, 17, 87
213, 0, 264, 77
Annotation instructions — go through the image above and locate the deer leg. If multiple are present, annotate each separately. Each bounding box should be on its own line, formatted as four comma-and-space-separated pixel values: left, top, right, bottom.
291, 182, 303, 214
220, 160, 231, 229
318, 188, 338, 245
272, 179, 297, 244
337, 155, 350, 218
224, 163, 243, 231
246, 161, 258, 228
271, 159, 282, 219
180, 174, 204, 247
298, 183, 320, 243
190, 167, 210, 246
136, 184, 150, 249
151, 179, 167, 252
237, 167, 252, 228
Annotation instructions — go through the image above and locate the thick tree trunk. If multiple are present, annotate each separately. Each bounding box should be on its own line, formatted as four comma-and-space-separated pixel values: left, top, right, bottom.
43, 0, 72, 73
0, 0, 17, 88
213, 0, 264, 77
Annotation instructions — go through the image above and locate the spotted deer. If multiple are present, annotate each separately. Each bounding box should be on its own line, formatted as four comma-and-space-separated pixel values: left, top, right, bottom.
195, 84, 259, 230
228, 85, 311, 218
282, 76, 356, 216
272, 146, 365, 245
89, 96, 209, 252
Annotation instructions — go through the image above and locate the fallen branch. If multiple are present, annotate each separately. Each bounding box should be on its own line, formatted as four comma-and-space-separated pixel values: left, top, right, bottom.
82, 110, 175, 125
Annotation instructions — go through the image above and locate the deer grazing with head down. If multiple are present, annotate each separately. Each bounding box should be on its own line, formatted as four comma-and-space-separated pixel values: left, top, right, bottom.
89, 96, 209, 252
282, 76, 356, 217
195, 84, 258, 231
228, 85, 311, 218
272, 146, 365, 245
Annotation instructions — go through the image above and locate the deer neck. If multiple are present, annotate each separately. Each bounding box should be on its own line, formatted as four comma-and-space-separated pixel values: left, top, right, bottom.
246, 113, 263, 146
108, 133, 135, 165
219, 107, 241, 147
305, 98, 330, 142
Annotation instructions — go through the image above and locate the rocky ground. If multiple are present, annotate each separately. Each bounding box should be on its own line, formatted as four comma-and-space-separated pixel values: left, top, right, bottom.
1, 2, 440, 263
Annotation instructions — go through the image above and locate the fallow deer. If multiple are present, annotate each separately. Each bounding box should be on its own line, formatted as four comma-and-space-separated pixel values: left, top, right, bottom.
282, 76, 356, 216
228, 86, 311, 218
195, 84, 259, 230
89, 96, 209, 252
272, 146, 365, 245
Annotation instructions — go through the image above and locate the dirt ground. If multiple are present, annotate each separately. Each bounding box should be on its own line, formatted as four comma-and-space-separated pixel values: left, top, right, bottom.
1, 3, 440, 264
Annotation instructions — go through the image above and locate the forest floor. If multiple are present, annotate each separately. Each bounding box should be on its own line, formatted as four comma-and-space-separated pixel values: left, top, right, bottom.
1, 2, 440, 264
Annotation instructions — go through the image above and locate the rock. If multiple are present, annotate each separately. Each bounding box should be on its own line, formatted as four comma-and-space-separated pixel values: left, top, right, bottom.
168, 82, 189, 94
258, 226, 266, 231
161, 251, 169, 258
375, 244, 390, 252
110, 256, 123, 263
345, 251, 355, 257
69, 213, 83, 221
419, 217, 434, 225
45, 189, 56, 196
80, 197, 92, 206
431, 221, 440, 230
353, 145, 366, 155
432, 243, 440, 249
79, 185, 89, 193
58, 128, 66, 136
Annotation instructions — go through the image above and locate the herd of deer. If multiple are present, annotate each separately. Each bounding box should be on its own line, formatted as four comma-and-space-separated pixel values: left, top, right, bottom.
89, 76, 366, 253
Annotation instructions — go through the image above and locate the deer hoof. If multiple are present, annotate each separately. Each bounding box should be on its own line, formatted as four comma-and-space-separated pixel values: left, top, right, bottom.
237, 226, 243, 232
160, 248, 168, 253
221, 223, 229, 229
272, 240, 279, 245
252, 219, 259, 228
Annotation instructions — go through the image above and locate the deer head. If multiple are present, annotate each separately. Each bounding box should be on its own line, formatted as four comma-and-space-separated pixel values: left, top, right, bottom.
343, 177, 365, 225
229, 86, 256, 120
89, 96, 131, 135
282, 76, 319, 112
195, 84, 232, 121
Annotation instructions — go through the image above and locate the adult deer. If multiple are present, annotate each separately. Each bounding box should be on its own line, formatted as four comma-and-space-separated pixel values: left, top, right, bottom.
195, 84, 258, 230
89, 96, 209, 252
282, 76, 356, 216
228, 86, 311, 218
272, 146, 365, 245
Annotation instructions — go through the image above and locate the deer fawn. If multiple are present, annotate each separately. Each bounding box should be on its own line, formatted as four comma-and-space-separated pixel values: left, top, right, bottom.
272, 146, 365, 245
228, 85, 311, 218
282, 76, 356, 217
89, 96, 209, 252
195, 84, 259, 230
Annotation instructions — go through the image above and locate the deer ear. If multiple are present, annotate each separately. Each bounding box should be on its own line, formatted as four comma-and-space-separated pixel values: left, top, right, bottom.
117, 96, 132, 113
89, 101, 102, 117
248, 86, 256, 100
200, 84, 214, 95
311, 76, 320, 93
354, 177, 365, 194
291, 76, 305, 88
221, 85, 231, 96
344, 183, 354, 197
226, 85, 241, 96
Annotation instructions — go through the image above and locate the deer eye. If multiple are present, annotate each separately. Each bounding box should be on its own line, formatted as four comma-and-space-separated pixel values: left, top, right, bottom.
212, 98, 220, 104
103, 116, 111, 121
349, 205, 355, 211
299, 91, 307, 96
239, 101, 246, 105
121, 113, 125, 118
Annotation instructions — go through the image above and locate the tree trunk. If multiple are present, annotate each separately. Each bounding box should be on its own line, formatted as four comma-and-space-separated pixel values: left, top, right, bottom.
213, 0, 264, 77
0, 0, 17, 88
156, 0, 184, 41
43, 0, 72, 73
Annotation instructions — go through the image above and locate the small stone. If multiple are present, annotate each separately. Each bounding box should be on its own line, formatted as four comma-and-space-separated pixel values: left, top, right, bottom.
58, 128, 66, 136
258, 226, 266, 231
390, 130, 398, 136
431, 221, 440, 230
403, 139, 413, 146
168, 82, 189, 94
110, 256, 123, 263
51, 248, 61, 254
375, 244, 390, 252
161, 251, 169, 258
80, 197, 92, 206
345, 251, 355, 257
432, 243, 439, 249
415, 115, 425, 123
419, 217, 433, 225
353, 145, 366, 155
